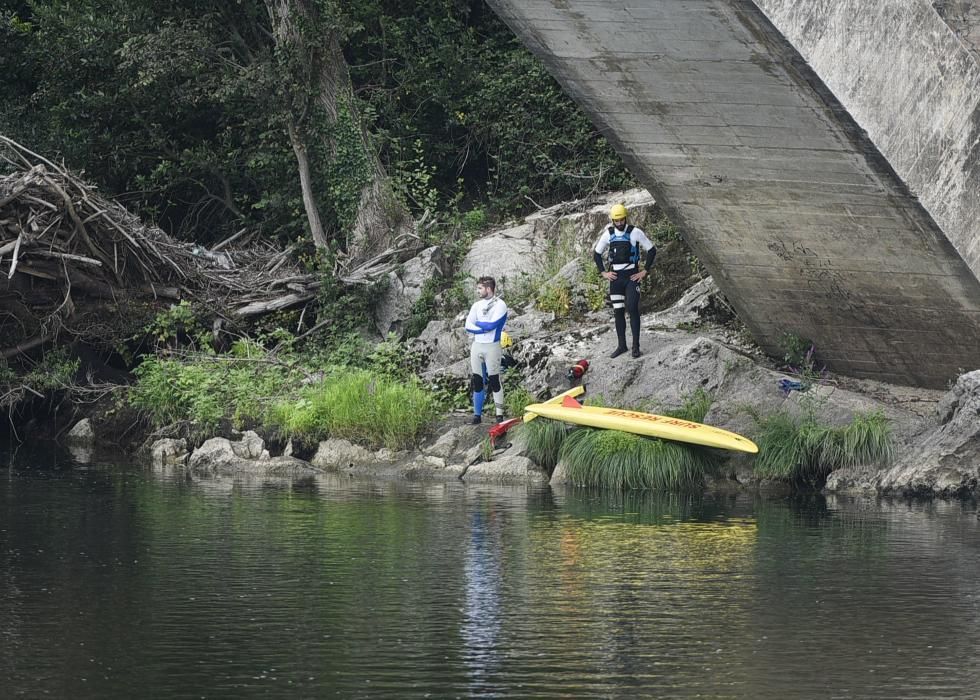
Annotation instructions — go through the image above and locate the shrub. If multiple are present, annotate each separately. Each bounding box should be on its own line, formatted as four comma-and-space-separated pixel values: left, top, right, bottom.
536, 279, 572, 317
560, 428, 718, 491
129, 355, 293, 431
518, 417, 567, 473
21, 348, 80, 391
752, 410, 893, 486
269, 368, 440, 450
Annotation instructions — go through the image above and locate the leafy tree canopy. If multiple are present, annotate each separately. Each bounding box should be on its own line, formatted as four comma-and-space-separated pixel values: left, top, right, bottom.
0, 0, 631, 247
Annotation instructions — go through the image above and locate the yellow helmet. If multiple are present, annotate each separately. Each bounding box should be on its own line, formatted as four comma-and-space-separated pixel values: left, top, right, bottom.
500, 331, 513, 348
610, 203, 628, 220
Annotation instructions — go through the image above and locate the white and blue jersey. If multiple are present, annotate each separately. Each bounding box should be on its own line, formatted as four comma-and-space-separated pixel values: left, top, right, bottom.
465, 296, 508, 344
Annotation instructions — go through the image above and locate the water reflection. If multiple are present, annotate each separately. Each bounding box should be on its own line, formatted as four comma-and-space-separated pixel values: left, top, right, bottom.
461, 508, 503, 688
1, 445, 979, 699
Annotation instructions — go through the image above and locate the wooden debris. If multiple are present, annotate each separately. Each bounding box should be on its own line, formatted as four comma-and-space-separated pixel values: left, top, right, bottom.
0, 136, 426, 359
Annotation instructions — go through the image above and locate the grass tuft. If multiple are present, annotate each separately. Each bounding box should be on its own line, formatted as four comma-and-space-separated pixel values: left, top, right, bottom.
560, 427, 718, 491
269, 368, 440, 450
752, 410, 892, 485
518, 417, 568, 473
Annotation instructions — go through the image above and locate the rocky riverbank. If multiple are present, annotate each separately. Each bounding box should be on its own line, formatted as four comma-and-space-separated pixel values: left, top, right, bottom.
63, 189, 980, 498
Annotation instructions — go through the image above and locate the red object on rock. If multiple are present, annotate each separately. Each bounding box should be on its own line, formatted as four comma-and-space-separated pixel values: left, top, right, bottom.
488, 418, 522, 446
566, 359, 590, 382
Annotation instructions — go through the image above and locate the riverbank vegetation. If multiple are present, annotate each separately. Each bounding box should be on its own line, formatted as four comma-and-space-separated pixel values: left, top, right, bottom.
129, 334, 451, 450
521, 389, 723, 490
0, 0, 631, 421
0, 2, 903, 493
750, 409, 893, 486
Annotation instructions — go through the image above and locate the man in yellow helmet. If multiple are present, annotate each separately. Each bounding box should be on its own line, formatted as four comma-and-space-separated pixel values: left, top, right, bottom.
593, 203, 657, 358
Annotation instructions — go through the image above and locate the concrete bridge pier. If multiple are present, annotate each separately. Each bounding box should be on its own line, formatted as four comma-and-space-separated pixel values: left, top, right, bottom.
486, 0, 980, 388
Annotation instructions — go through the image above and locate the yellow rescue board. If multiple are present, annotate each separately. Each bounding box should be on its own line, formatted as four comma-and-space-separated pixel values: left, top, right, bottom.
522, 400, 758, 454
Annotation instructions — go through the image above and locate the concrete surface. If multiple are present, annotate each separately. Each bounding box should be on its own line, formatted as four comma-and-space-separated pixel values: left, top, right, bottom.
486, 0, 980, 387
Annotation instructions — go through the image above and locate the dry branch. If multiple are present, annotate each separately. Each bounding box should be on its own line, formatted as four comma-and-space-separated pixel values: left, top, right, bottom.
0, 136, 425, 359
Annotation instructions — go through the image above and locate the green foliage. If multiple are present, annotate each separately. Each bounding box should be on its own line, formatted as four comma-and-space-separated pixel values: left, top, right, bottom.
402, 271, 471, 339
314, 252, 384, 340
339, 1, 634, 218
503, 376, 535, 418
460, 208, 487, 234
518, 418, 567, 473
129, 344, 442, 448
144, 301, 208, 350
779, 332, 815, 369
391, 137, 439, 214
667, 388, 712, 423
3, 0, 633, 247
480, 435, 494, 462
535, 279, 572, 318
752, 410, 893, 486
582, 260, 607, 312
129, 354, 293, 430
648, 214, 680, 242
367, 334, 428, 382
320, 331, 373, 369
316, 100, 371, 234
269, 368, 440, 450
0, 359, 15, 385
561, 428, 718, 491
20, 348, 80, 391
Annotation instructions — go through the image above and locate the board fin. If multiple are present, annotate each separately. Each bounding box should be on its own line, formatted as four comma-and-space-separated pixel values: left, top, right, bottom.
561, 395, 583, 408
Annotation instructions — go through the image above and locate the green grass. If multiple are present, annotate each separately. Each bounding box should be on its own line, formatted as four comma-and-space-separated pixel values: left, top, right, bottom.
519, 388, 722, 490
129, 349, 442, 450
503, 379, 536, 417
752, 410, 893, 485
268, 369, 441, 450
560, 428, 718, 491
518, 417, 568, 473
668, 387, 712, 422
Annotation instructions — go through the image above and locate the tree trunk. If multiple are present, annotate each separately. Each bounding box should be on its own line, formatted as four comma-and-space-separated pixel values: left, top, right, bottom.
265, 0, 412, 264
286, 122, 329, 250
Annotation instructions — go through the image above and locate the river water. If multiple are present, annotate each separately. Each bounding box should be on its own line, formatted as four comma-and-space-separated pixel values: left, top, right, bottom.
2, 443, 979, 699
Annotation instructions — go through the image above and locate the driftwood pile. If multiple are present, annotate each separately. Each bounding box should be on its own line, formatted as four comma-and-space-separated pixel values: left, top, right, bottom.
0, 137, 424, 360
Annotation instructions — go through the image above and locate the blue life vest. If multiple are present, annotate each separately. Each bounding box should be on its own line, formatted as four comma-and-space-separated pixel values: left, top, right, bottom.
607, 225, 638, 269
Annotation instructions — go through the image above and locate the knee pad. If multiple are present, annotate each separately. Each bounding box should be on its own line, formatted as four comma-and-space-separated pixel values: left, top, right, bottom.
488, 374, 502, 392
470, 373, 484, 392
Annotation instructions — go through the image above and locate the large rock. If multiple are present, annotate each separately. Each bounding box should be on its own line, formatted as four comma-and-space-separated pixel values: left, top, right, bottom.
871, 371, 980, 497
187, 434, 314, 478
423, 425, 483, 460
229, 431, 269, 460
150, 438, 189, 468
311, 438, 380, 471
462, 454, 549, 485
374, 245, 446, 337
461, 221, 537, 284
646, 276, 723, 330
461, 188, 658, 297
66, 418, 95, 444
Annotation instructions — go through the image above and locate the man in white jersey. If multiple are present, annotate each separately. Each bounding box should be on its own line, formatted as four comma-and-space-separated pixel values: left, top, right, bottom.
464, 276, 508, 424
593, 203, 657, 358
